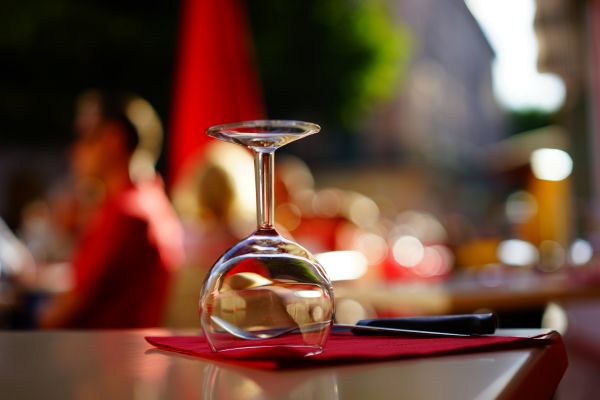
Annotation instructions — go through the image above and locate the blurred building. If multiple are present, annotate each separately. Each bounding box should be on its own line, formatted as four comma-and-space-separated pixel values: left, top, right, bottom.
534, 0, 595, 234
534, 2, 600, 396
365, 0, 506, 167
317, 0, 506, 223
535, 0, 585, 104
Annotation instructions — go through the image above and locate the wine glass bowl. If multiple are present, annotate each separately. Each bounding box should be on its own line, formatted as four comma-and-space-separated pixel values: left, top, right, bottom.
200, 120, 334, 356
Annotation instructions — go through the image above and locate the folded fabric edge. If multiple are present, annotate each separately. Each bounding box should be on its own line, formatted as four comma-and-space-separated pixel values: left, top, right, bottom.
144, 336, 279, 370
144, 332, 558, 371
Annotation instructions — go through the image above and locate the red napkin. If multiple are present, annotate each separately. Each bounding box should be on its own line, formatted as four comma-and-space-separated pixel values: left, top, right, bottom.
145, 331, 558, 371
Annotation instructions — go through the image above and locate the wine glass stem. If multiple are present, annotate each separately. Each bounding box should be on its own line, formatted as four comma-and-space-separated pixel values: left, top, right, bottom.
254, 151, 275, 230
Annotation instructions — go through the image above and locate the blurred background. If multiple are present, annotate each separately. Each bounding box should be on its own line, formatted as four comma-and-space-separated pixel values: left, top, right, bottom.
1, 0, 599, 396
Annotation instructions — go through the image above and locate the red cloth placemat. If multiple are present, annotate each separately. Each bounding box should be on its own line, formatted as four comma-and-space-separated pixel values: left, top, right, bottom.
145, 331, 558, 370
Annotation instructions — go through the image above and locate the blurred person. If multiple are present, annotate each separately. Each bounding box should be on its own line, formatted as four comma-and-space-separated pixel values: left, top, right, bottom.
165, 163, 239, 327
0, 217, 36, 327
0, 218, 36, 289
193, 164, 239, 260
40, 90, 184, 328
178, 162, 240, 274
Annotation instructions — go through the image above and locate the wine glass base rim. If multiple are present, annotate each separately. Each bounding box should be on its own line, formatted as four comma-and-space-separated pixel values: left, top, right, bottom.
211, 344, 325, 357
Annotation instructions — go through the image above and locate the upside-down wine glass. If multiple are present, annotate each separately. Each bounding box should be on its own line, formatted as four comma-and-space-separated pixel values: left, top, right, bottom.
199, 120, 335, 356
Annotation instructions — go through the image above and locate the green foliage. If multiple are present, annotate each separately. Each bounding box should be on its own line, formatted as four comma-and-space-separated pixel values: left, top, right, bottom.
248, 0, 410, 131
508, 108, 555, 135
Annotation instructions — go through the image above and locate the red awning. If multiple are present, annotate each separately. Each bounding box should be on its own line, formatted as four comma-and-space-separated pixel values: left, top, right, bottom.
168, 0, 264, 187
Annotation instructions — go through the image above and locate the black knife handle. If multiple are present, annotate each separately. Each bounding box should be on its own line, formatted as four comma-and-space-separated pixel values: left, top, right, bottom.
355, 313, 498, 335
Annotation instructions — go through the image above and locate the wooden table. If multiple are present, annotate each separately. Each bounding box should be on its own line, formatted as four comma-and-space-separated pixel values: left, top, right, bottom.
0, 329, 566, 399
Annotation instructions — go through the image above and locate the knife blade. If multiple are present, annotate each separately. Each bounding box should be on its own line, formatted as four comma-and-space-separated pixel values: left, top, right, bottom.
332, 324, 471, 337
348, 313, 497, 336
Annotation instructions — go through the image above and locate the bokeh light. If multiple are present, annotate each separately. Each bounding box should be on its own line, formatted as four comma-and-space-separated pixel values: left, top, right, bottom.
316, 250, 368, 281
530, 148, 573, 181
497, 239, 539, 267
505, 191, 538, 224
392, 235, 425, 267
569, 239, 593, 266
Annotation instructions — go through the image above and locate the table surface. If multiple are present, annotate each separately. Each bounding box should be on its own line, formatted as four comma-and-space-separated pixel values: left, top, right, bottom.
0, 329, 564, 400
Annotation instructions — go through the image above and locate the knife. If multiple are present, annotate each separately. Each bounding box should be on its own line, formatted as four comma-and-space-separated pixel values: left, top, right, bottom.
337, 313, 497, 337
333, 324, 471, 337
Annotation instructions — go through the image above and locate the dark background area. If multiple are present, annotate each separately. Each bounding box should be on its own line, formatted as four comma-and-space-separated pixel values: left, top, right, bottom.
0, 0, 179, 148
